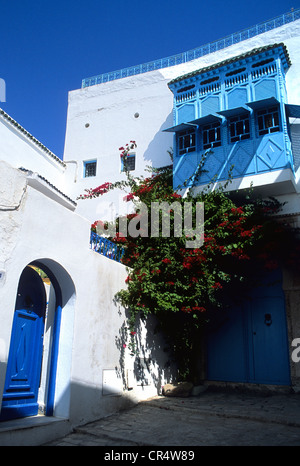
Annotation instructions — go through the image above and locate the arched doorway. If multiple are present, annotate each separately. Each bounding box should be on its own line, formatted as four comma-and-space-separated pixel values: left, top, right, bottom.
1, 260, 75, 421
0, 267, 47, 420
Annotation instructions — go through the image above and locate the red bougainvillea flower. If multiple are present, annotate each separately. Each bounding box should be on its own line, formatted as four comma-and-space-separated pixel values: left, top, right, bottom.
162, 258, 171, 264
113, 232, 127, 243
211, 282, 223, 290
91, 182, 112, 195
192, 306, 206, 312
231, 207, 244, 214
91, 220, 107, 232
123, 193, 135, 202
181, 306, 192, 313
119, 141, 137, 158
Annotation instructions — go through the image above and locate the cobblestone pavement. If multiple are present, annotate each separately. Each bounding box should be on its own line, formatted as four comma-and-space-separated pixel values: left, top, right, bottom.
44, 389, 300, 447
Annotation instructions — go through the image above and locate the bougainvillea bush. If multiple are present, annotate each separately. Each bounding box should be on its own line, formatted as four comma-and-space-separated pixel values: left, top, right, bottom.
79, 142, 300, 381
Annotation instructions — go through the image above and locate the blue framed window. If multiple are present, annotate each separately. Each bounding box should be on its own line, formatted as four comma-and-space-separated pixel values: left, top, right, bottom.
84, 160, 97, 177
229, 114, 250, 143
178, 129, 196, 155
203, 122, 221, 150
121, 154, 136, 172
257, 106, 280, 136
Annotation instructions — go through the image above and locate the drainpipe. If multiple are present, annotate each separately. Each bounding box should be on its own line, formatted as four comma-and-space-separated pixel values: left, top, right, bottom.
64, 160, 78, 183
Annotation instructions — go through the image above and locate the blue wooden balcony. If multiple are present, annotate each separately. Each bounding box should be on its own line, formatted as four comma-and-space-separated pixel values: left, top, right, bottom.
173, 125, 294, 190
166, 42, 298, 193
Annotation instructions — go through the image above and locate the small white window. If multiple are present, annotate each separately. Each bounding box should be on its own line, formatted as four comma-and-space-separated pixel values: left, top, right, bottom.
84, 160, 97, 177
121, 154, 136, 172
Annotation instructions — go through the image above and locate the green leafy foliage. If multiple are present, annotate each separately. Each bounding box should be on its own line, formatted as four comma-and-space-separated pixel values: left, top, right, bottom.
79, 143, 300, 381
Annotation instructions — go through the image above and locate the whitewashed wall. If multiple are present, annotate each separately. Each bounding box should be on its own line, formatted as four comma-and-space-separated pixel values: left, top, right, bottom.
0, 161, 174, 430
0, 111, 68, 191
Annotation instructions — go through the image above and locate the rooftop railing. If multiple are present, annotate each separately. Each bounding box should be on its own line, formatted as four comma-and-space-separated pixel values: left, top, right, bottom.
82, 9, 300, 88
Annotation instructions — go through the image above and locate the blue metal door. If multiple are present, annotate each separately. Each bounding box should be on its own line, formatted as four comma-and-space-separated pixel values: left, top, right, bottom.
206, 270, 290, 385
0, 267, 46, 421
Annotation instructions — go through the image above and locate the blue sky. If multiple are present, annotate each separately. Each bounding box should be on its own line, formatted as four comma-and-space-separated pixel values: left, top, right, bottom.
0, 0, 297, 159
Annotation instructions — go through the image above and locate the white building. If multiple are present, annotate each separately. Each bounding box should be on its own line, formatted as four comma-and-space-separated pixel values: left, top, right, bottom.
65, 10, 300, 221
1, 9, 300, 445
0, 110, 173, 445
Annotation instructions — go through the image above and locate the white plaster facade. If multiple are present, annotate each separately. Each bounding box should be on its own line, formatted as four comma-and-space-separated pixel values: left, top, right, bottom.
0, 135, 173, 445
1, 13, 300, 445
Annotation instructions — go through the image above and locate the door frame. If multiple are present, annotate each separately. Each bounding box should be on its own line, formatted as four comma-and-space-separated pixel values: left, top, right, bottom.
0, 267, 46, 420
0, 262, 63, 421
31, 261, 62, 416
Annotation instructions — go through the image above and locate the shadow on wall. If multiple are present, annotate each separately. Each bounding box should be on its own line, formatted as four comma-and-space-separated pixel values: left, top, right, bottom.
135, 314, 178, 392
115, 318, 128, 390
68, 378, 139, 425
61, 313, 177, 426
115, 310, 178, 394
143, 113, 174, 168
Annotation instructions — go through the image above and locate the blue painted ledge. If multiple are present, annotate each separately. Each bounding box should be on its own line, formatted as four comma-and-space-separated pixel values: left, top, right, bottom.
90, 232, 125, 263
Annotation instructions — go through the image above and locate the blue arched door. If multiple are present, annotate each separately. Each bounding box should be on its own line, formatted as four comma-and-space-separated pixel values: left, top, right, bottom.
0, 267, 46, 420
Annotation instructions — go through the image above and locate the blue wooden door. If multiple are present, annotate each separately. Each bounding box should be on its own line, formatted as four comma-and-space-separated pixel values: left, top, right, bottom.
206, 304, 249, 383
246, 295, 290, 385
0, 267, 46, 421
206, 270, 290, 385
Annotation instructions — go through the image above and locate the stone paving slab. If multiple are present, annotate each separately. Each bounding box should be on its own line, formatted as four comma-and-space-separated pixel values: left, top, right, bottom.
143, 390, 300, 427
44, 390, 300, 446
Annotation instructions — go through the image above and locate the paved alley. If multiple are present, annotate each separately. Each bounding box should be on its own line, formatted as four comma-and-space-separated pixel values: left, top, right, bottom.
44, 388, 300, 447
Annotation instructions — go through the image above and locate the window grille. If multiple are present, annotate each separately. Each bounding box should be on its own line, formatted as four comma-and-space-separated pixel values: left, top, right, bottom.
257, 106, 280, 135
203, 122, 221, 149
178, 129, 196, 155
122, 154, 136, 172
84, 161, 97, 177
229, 114, 250, 142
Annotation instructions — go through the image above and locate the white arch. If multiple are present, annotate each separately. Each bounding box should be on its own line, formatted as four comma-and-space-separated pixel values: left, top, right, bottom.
30, 259, 76, 419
